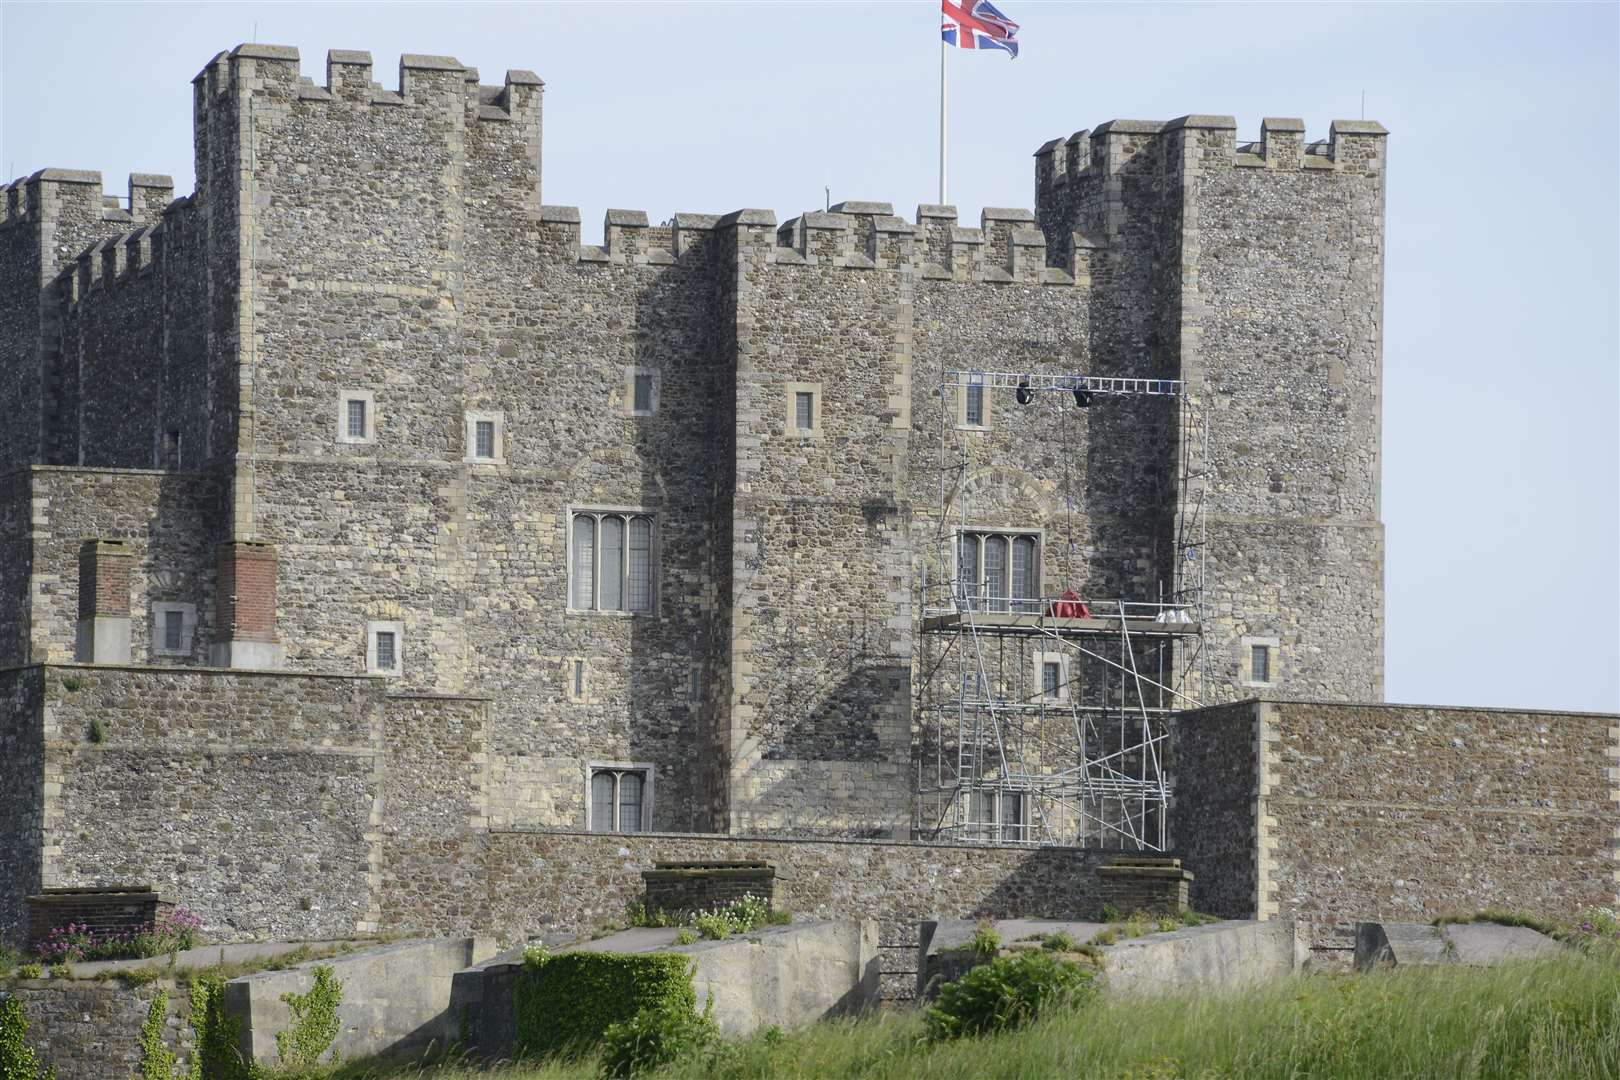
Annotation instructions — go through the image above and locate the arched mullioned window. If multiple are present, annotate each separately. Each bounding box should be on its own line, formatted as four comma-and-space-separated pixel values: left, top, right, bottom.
570, 511, 656, 613
955, 530, 1042, 613
589, 766, 652, 832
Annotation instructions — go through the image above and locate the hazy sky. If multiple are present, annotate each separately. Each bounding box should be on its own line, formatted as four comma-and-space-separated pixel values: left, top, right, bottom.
2, 2, 1616, 712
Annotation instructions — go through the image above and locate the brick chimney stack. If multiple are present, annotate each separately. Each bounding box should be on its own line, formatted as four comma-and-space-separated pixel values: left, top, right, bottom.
210, 540, 283, 668
75, 539, 133, 663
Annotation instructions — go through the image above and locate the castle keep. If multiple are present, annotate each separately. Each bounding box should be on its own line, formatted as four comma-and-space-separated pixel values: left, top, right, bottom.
2, 45, 1614, 952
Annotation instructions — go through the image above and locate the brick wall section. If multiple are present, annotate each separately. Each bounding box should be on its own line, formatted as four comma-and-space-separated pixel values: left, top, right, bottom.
1, 978, 191, 1080
1175, 699, 1620, 952
25, 888, 168, 951
642, 862, 779, 916
1172, 701, 1263, 918
1096, 859, 1193, 915
215, 541, 277, 643
0, 666, 45, 945
76, 539, 132, 618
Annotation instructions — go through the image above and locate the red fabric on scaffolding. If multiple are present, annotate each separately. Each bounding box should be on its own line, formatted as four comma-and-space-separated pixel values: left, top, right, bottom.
1049, 588, 1090, 620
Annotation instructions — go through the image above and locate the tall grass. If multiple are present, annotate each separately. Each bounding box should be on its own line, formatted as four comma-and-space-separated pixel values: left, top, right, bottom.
342, 951, 1620, 1080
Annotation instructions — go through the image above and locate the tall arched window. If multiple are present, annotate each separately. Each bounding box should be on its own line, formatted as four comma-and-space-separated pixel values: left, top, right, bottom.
955, 529, 1042, 614
570, 511, 657, 613
588, 766, 652, 833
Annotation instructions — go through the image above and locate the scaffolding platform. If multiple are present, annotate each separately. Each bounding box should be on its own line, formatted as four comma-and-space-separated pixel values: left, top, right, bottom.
921, 611, 1201, 639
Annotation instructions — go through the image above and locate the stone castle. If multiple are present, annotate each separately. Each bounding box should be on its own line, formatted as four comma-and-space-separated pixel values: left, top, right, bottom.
1, 45, 1613, 955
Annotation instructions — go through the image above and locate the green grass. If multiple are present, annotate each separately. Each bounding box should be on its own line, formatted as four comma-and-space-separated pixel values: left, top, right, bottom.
332, 950, 1620, 1080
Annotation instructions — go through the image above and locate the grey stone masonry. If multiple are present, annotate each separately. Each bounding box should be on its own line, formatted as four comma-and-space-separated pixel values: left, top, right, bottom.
1, 43, 1392, 851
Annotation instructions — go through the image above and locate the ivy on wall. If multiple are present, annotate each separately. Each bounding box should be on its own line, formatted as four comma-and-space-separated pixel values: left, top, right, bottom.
514, 951, 696, 1059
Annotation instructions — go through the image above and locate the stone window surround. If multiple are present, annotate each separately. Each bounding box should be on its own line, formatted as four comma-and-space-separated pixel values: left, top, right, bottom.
1240, 635, 1280, 688
149, 602, 197, 657
566, 504, 659, 617
586, 760, 656, 833
1032, 650, 1070, 702
565, 655, 591, 703
954, 526, 1045, 611
464, 409, 506, 464
784, 380, 823, 437
366, 620, 405, 677
955, 376, 993, 431
625, 365, 661, 417
337, 389, 376, 444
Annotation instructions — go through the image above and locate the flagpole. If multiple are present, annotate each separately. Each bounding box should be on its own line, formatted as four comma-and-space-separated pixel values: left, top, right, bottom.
939, 37, 948, 204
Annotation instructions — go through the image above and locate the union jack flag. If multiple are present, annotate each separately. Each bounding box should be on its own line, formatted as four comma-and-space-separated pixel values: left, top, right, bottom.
941, 0, 1020, 58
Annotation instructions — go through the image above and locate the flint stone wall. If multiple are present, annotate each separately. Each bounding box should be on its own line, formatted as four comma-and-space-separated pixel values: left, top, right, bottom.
1, 663, 490, 947
1, 978, 191, 1080
1175, 698, 1620, 955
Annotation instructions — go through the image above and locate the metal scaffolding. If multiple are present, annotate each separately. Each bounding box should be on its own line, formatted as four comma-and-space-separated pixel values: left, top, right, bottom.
915, 369, 1210, 850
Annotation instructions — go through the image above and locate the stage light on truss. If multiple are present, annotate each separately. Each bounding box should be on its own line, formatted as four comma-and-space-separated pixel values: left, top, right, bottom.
1015, 379, 1034, 405
1073, 387, 1092, 407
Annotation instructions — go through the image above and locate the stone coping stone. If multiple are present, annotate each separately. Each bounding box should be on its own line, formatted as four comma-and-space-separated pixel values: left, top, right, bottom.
1097, 865, 1194, 881
59, 938, 376, 977
922, 918, 1106, 960
1443, 923, 1565, 965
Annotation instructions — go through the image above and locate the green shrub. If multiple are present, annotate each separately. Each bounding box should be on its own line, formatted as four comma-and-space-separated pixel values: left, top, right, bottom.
1100, 903, 1121, 922
515, 951, 697, 1060
274, 964, 342, 1069
924, 951, 1096, 1042
13, 965, 42, 981
686, 894, 775, 942
600, 997, 717, 1078
87, 717, 105, 744
137, 990, 178, 1080
674, 930, 697, 947
968, 920, 1001, 956
1041, 932, 1079, 952
0, 996, 53, 1079
692, 913, 733, 941
626, 903, 675, 929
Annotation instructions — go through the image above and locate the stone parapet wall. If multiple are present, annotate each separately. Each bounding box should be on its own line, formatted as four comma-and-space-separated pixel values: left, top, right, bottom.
2, 663, 490, 946
1, 978, 189, 1080
0, 666, 45, 944
1174, 699, 1620, 955
481, 830, 1111, 945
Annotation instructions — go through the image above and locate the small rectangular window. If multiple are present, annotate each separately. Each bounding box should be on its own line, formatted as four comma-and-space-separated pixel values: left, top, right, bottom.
1251, 644, 1270, 684
163, 610, 184, 652
163, 429, 183, 469
965, 383, 984, 427
633, 373, 653, 413
688, 665, 702, 704
475, 420, 496, 459
1042, 661, 1060, 698
375, 631, 396, 672
794, 391, 814, 431
346, 399, 367, 439
572, 659, 586, 698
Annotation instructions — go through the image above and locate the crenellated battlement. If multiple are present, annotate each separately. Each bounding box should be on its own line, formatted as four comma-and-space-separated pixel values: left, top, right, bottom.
540, 199, 1100, 286
1035, 115, 1387, 194
0, 170, 173, 234
190, 43, 542, 127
